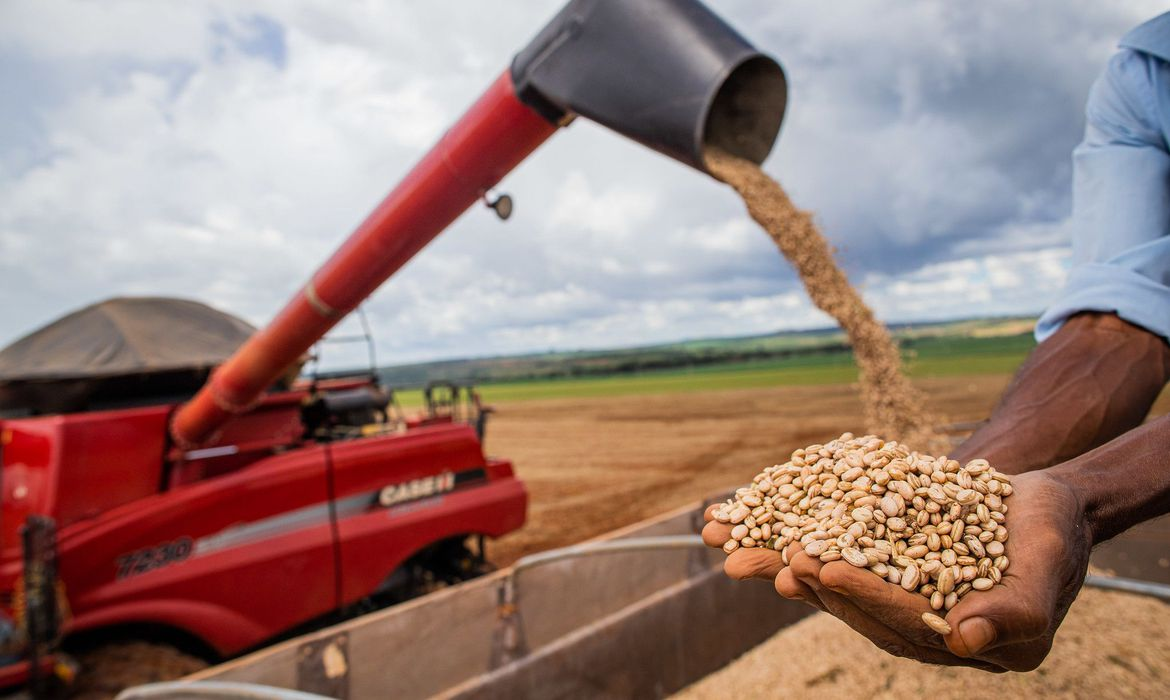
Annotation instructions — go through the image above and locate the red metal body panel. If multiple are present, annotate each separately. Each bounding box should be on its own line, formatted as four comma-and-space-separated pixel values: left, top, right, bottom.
167, 393, 304, 486
1, 407, 167, 554
171, 71, 558, 447
338, 475, 525, 604
52, 440, 337, 654
328, 424, 526, 603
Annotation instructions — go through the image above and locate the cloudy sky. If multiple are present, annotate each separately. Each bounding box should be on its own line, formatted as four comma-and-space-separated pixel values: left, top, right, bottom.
0, 1, 1163, 369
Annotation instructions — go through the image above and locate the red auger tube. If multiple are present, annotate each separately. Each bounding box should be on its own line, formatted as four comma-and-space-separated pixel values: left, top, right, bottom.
170, 71, 558, 447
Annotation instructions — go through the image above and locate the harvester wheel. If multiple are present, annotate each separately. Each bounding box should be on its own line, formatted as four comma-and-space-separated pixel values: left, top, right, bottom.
69, 641, 208, 699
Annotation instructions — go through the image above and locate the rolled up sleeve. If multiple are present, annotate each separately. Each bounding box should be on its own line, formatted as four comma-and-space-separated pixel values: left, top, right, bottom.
1036, 49, 1170, 342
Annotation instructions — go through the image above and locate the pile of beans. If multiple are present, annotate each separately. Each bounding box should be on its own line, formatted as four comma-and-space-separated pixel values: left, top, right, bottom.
713, 433, 1012, 630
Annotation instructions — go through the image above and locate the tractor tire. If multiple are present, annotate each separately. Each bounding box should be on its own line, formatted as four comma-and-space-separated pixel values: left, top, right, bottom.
69, 641, 208, 700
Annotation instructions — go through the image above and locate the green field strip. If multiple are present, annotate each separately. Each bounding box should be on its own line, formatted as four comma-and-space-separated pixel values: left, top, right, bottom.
390, 341, 1032, 407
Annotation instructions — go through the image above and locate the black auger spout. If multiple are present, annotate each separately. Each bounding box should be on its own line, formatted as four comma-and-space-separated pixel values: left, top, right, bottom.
511, 0, 788, 173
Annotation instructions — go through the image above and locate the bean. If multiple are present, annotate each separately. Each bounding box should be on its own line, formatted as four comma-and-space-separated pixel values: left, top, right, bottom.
922, 612, 952, 635
842, 547, 869, 568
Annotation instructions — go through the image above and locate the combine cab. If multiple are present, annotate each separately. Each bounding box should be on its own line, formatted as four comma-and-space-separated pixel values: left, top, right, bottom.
0, 299, 525, 693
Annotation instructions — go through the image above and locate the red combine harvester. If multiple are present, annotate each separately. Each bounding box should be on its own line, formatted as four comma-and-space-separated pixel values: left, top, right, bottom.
0, 298, 522, 692
0, 0, 786, 693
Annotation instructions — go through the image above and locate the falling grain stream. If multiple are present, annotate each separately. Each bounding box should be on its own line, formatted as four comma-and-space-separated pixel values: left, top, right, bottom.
705, 149, 946, 453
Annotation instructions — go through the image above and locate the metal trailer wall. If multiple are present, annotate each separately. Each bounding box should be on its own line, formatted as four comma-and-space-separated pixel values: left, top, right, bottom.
185, 499, 811, 698
1090, 514, 1170, 585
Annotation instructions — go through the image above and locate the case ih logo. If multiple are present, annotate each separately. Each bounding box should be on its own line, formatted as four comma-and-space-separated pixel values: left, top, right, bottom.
378, 472, 456, 507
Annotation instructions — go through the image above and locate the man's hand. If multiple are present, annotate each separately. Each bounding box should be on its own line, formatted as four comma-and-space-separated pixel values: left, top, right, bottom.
777, 471, 1091, 672
701, 504, 786, 582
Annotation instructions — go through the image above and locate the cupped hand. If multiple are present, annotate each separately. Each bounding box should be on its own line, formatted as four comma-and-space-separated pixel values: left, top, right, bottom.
702, 501, 995, 666
798, 470, 1092, 671
701, 503, 787, 582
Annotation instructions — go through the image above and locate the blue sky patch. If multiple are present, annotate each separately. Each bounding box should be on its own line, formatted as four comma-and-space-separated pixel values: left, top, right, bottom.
211, 13, 287, 69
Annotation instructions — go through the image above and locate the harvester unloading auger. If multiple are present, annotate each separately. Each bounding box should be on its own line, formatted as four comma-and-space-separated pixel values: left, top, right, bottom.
169, 0, 788, 448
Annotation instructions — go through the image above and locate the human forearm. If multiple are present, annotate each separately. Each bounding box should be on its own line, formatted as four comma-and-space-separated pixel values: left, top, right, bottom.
1050, 413, 1170, 545
952, 313, 1170, 473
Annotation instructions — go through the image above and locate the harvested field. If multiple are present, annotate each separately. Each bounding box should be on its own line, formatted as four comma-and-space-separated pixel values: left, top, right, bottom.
674, 586, 1170, 700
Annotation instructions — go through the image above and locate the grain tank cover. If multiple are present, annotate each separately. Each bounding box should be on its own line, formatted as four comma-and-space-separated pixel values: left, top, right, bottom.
511, 0, 788, 172
0, 297, 255, 414
0, 297, 255, 381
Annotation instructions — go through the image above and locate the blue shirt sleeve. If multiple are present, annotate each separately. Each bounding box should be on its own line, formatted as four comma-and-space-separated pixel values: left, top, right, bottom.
1035, 49, 1170, 342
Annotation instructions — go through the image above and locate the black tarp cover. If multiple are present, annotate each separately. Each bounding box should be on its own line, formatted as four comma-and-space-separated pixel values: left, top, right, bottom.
0, 297, 256, 414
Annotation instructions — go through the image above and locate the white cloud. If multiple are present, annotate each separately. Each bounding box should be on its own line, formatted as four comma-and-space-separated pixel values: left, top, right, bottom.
861, 247, 1072, 321
0, 1, 211, 60
0, 0, 1163, 370
547, 171, 659, 239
